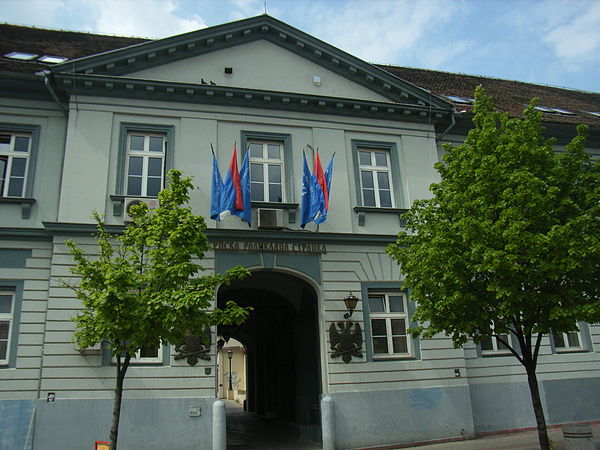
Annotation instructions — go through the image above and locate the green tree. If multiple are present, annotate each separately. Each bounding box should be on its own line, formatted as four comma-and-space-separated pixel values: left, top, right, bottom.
387, 86, 600, 449
66, 170, 249, 450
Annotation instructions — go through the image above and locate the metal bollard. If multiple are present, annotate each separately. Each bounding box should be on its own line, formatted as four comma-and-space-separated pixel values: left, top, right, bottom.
212, 400, 226, 450
321, 395, 336, 450
562, 424, 594, 450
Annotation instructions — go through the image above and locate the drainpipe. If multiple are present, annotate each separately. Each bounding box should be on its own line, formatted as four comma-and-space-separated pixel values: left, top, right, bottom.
35, 70, 68, 117
436, 111, 457, 141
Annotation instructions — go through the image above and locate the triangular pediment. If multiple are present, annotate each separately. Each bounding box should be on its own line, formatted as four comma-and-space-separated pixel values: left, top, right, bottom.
51, 15, 451, 111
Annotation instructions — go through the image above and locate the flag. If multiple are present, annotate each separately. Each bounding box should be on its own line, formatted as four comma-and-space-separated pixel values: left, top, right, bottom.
300, 152, 318, 228
237, 150, 252, 226
313, 150, 328, 224
314, 153, 334, 224
210, 150, 224, 221
222, 144, 243, 217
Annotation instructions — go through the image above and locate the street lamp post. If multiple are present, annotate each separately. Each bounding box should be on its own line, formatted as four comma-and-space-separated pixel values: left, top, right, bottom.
227, 350, 233, 392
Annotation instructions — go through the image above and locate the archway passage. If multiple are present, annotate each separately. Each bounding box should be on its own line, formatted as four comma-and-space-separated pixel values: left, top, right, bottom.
217, 270, 322, 446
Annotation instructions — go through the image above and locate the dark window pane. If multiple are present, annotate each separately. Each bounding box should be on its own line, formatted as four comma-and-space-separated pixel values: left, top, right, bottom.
392, 337, 408, 353
368, 296, 385, 313
251, 183, 263, 201
0, 156, 6, 177
14, 136, 30, 152
567, 332, 580, 347
250, 163, 263, 182
391, 319, 406, 335
267, 144, 280, 159
249, 143, 263, 158
497, 335, 509, 350
363, 189, 376, 206
359, 151, 371, 165
372, 337, 388, 354
480, 335, 493, 351
128, 156, 143, 176
139, 346, 159, 358
7, 178, 24, 196
268, 184, 282, 202
127, 176, 142, 196
0, 295, 12, 314
146, 177, 161, 197
379, 190, 392, 207
361, 171, 374, 188
371, 319, 387, 336
374, 152, 388, 167
148, 157, 162, 177
388, 296, 404, 312
129, 135, 145, 151
0, 321, 9, 339
0, 134, 10, 146
268, 165, 281, 183
553, 333, 565, 348
10, 158, 26, 177
377, 171, 390, 189
148, 136, 163, 152
0, 341, 7, 360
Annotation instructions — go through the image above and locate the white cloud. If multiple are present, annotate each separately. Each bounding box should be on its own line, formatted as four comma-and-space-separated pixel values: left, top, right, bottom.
82, 0, 207, 38
228, 0, 266, 20
1, 0, 68, 29
541, 2, 600, 66
297, 0, 465, 64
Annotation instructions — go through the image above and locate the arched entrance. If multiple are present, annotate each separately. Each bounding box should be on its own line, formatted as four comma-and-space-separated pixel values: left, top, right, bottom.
217, 270, 322, 446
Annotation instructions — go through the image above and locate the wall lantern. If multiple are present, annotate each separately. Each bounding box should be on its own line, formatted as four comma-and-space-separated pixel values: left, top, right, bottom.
343, 292, 359, 319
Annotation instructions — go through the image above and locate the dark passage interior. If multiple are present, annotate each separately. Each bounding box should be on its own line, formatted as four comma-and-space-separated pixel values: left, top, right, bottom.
217, 270, 322, 447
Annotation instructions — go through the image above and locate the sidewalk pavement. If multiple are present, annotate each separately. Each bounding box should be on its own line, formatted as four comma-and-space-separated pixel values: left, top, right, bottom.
402, 422, 600, 449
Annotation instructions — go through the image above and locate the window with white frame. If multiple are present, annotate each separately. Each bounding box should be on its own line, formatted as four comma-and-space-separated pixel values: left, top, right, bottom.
553, 328, 582, 351
0, 291, 15, 365
113, 344, 163, 364
248, 140, 284, 202
358, 148, 394, 207
124, 132, 166, 197
480, 322, 510, 354
0, 132, 32, 198
368, 292, 411, 357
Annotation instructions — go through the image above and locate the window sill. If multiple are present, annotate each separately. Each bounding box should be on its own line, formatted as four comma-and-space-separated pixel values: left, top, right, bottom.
252, 202, 299, 223
0, 197, 36, 219
481, 350, 512, 357
353, 206, 408, 226
555, 348, 588, 354
372, 354, 414, 361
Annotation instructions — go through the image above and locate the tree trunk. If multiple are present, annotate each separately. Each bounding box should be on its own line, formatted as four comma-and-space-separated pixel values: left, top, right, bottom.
524, 360, 550, 449
110, 354, 130, 450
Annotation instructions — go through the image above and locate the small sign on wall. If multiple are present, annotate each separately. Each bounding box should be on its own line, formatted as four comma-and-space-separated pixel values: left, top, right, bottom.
95, 442, 110, 450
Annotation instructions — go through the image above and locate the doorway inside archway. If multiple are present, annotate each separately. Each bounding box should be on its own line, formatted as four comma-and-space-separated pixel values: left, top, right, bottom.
217, 270, 322, 446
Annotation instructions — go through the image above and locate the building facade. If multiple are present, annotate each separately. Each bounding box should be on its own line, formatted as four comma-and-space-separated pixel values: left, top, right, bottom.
1, 15, 599, 450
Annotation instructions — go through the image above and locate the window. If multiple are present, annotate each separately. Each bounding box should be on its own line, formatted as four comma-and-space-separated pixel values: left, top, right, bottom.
0, 132, 32, 198
112, 344, 164, 364
124, 132, 166, 197
368, 292, 411, 357
358, 148, 394, 207
553, 329, 582, 351
480, 323, 510, 354
0, 291, 14, 365
241, 131, 294, 205
248, 140, 284, 202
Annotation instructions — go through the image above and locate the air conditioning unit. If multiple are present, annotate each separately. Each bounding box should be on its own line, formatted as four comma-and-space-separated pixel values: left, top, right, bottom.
124, 197, 159, 222
257, 208, 283, 229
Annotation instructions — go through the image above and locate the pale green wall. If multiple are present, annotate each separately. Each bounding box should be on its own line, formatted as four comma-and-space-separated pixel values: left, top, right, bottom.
57, 95, 439, 234
0, 99, 67, 228
129, 40, 393, 103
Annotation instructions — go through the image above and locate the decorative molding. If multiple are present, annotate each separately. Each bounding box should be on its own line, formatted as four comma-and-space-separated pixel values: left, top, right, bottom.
174, 327, 211, 366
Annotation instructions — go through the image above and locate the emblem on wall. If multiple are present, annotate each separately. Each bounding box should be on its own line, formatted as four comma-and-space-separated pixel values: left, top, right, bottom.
174, 326, 211, 366
329, 321, 363, 363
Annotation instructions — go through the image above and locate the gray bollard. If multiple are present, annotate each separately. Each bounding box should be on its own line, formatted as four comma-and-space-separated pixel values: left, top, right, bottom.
321, 395, 336, 450
562, 424, 594, 450
212, 400, 226, 450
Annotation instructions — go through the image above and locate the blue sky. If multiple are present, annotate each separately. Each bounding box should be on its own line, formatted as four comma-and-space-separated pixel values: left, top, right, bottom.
3, 0, 600, 92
